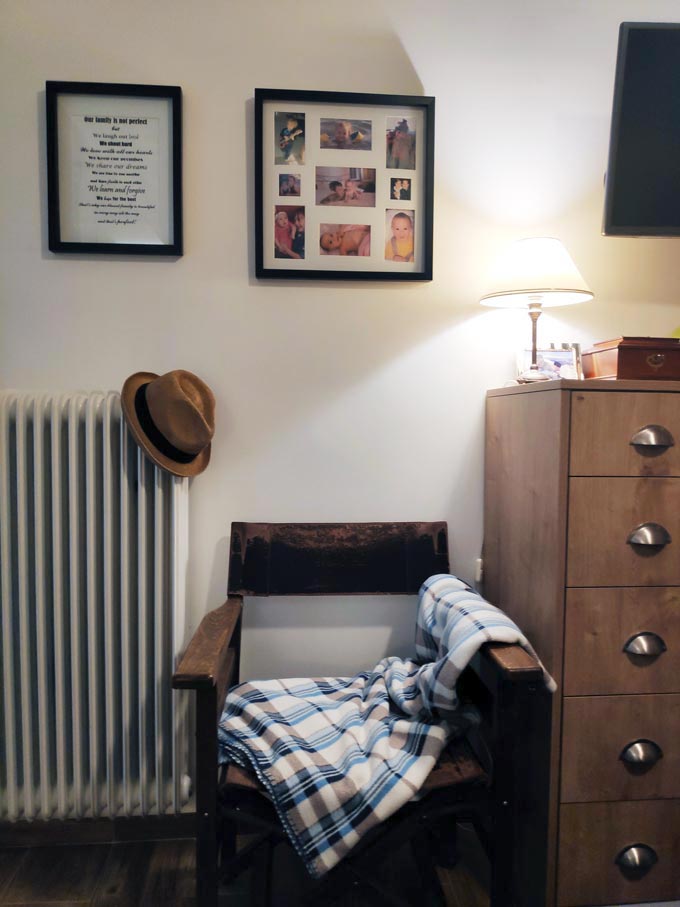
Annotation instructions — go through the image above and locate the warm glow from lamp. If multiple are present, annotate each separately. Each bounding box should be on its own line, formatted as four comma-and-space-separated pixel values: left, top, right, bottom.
479, 238, 593, 381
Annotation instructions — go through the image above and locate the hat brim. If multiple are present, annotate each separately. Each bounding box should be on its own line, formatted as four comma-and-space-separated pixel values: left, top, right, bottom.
120, 372, 211, 478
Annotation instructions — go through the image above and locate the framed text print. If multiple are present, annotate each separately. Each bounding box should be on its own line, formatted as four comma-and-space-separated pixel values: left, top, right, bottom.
255, 89, 434, 280
46, 81, 183, 255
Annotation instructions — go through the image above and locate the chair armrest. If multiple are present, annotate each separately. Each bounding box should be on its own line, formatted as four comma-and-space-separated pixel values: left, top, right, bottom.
483, 642, 543, 684
173, 595, 243, 690
462, 642, 552, 755
177, 597, 243, 903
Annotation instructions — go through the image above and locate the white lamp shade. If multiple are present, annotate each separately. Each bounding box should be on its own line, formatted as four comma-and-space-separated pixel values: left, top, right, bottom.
479, 237, 593, 308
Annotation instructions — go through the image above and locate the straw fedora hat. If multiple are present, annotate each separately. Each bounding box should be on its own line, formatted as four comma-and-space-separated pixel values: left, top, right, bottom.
121, 370, 215, 477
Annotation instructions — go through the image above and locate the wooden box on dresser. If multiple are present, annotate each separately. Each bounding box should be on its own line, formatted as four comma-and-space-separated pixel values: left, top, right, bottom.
484, 378, 680, 907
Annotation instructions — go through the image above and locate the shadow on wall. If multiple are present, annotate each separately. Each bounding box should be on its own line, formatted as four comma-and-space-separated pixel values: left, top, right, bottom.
243, 27, 425, 279
579, 185, 680, 309
212, 294, 474, 466
240, 594, 420, 679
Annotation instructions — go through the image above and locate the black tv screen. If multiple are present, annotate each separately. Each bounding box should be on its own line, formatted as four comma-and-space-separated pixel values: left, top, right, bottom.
604, 22, 680, 236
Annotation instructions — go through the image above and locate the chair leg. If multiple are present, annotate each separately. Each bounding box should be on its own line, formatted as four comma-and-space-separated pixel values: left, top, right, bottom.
411, 831, 447, 907
249, 836, 274, 907
196, 688, 219, 907
489, 804, 516, 907
196, 809, 219, 907
487, 668, 551, 907
218, 812, 237, 880
427, 816, 460, 869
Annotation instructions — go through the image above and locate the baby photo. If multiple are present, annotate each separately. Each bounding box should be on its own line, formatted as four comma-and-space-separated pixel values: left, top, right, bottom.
278, 173, 301, 197
274, 205, 305, 259
319, 118, 372, 150
275, 111, 305, 165
315, 167, 376, 207
390, 178, 412, 201
386, 117, 416, 170
384, 209, 414, 262
319, 224, 371, 256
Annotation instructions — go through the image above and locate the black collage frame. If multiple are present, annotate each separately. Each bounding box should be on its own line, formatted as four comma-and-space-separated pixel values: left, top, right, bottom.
255, 88, 435, 281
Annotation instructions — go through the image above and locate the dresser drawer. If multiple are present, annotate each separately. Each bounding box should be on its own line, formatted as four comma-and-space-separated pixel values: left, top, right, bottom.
567, 477, 680, 586
561, 694, 680, 803
558, 800, 680, 906
570, 391, 680, 477
564, 588, 680, 695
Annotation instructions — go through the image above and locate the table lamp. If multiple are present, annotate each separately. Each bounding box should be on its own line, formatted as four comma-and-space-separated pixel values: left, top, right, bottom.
479, 238, 593, 382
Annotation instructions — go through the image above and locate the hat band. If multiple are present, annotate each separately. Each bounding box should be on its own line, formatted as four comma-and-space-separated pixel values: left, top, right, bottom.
134, 385, 198, 465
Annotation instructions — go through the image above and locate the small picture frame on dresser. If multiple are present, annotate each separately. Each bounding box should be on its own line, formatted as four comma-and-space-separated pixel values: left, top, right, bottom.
518, 342, 583, 380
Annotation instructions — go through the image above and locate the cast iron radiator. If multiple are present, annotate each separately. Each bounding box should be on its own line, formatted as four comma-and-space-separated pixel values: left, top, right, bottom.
0, 391, 191, 821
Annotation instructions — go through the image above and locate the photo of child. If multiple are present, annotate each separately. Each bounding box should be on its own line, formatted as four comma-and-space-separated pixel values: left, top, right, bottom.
274, 206, 305, 259
319, 118, 372, 150
386, 117, 416, 170
390, 177, 411, 201
291, 209, 305, 258
316, 167, 376, 206
384, 209, 414, 262
344, 178, 364, 202
278, 173, 301, 197
319, 224, 371, 256
275, 112, 305, 165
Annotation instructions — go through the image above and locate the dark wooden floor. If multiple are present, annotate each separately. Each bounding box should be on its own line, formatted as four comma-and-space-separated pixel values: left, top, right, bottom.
0, 840, 195, 907
0, 835, 488, 906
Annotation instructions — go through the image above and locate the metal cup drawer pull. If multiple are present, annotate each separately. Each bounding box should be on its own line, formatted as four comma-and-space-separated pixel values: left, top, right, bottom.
619, 738, 664, 766
629, 424, 675, 450
623, 632, 667, 657
615, 843, 658, 874
626, 522, 672, 548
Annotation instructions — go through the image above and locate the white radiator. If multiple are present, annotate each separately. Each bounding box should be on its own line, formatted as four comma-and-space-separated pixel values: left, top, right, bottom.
0, 391, 190, 822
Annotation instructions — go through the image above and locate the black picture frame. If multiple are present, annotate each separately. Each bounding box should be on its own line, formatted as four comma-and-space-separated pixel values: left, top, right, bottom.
46, 81, 183, 255
255, 88, 434, 281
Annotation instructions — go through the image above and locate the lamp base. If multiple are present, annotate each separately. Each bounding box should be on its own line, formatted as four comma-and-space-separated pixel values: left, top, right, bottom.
517, 367, 554, 383
517, 300, 553, 383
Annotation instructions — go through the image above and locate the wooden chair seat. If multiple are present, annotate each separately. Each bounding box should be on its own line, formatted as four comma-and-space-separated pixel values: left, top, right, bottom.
220, 736, 487, 796
421, 737, 487, 791
223, 762, 261, 792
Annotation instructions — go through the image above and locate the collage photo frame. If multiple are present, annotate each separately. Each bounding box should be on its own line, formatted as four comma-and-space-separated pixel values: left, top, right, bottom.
255, 89, 435, 280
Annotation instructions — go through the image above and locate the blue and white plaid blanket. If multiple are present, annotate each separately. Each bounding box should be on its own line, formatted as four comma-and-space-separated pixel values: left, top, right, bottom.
217, 574, 553, 878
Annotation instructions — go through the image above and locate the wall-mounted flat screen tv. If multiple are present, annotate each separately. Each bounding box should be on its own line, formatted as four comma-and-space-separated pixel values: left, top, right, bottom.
603, 22, 680, 236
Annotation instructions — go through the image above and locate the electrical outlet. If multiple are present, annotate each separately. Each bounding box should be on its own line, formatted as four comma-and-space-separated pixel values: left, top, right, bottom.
474, 558, 483, 584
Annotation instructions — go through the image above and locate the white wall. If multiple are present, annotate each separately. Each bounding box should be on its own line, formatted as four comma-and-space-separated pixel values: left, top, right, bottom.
3, 0, 680, 677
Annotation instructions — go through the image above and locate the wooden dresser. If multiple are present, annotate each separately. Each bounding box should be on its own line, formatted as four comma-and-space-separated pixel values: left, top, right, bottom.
484, 379, 680, 907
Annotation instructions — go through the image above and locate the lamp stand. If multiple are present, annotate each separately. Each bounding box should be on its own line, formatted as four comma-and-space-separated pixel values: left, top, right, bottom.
518, 298, 552, 383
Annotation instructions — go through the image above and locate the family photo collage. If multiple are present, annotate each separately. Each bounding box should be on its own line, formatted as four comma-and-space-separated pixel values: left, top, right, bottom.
262, 99, 427, 276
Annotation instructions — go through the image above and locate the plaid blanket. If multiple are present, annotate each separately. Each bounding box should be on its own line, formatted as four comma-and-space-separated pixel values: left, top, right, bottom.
217, 574, 553, 878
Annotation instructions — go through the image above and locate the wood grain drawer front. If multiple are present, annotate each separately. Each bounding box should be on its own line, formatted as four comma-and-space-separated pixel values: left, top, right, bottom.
564, 588, 680, 695
561, 694, 680, 803
570, 391, 680, 477
567, 477, 680, 587
557, 800, 680, 906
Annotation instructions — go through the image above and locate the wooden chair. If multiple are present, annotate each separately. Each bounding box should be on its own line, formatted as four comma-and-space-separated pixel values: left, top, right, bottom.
173, 522, 552, 906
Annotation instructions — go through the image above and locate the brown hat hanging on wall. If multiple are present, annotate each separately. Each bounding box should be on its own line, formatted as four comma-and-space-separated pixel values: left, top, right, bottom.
121, 370, 215, 477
